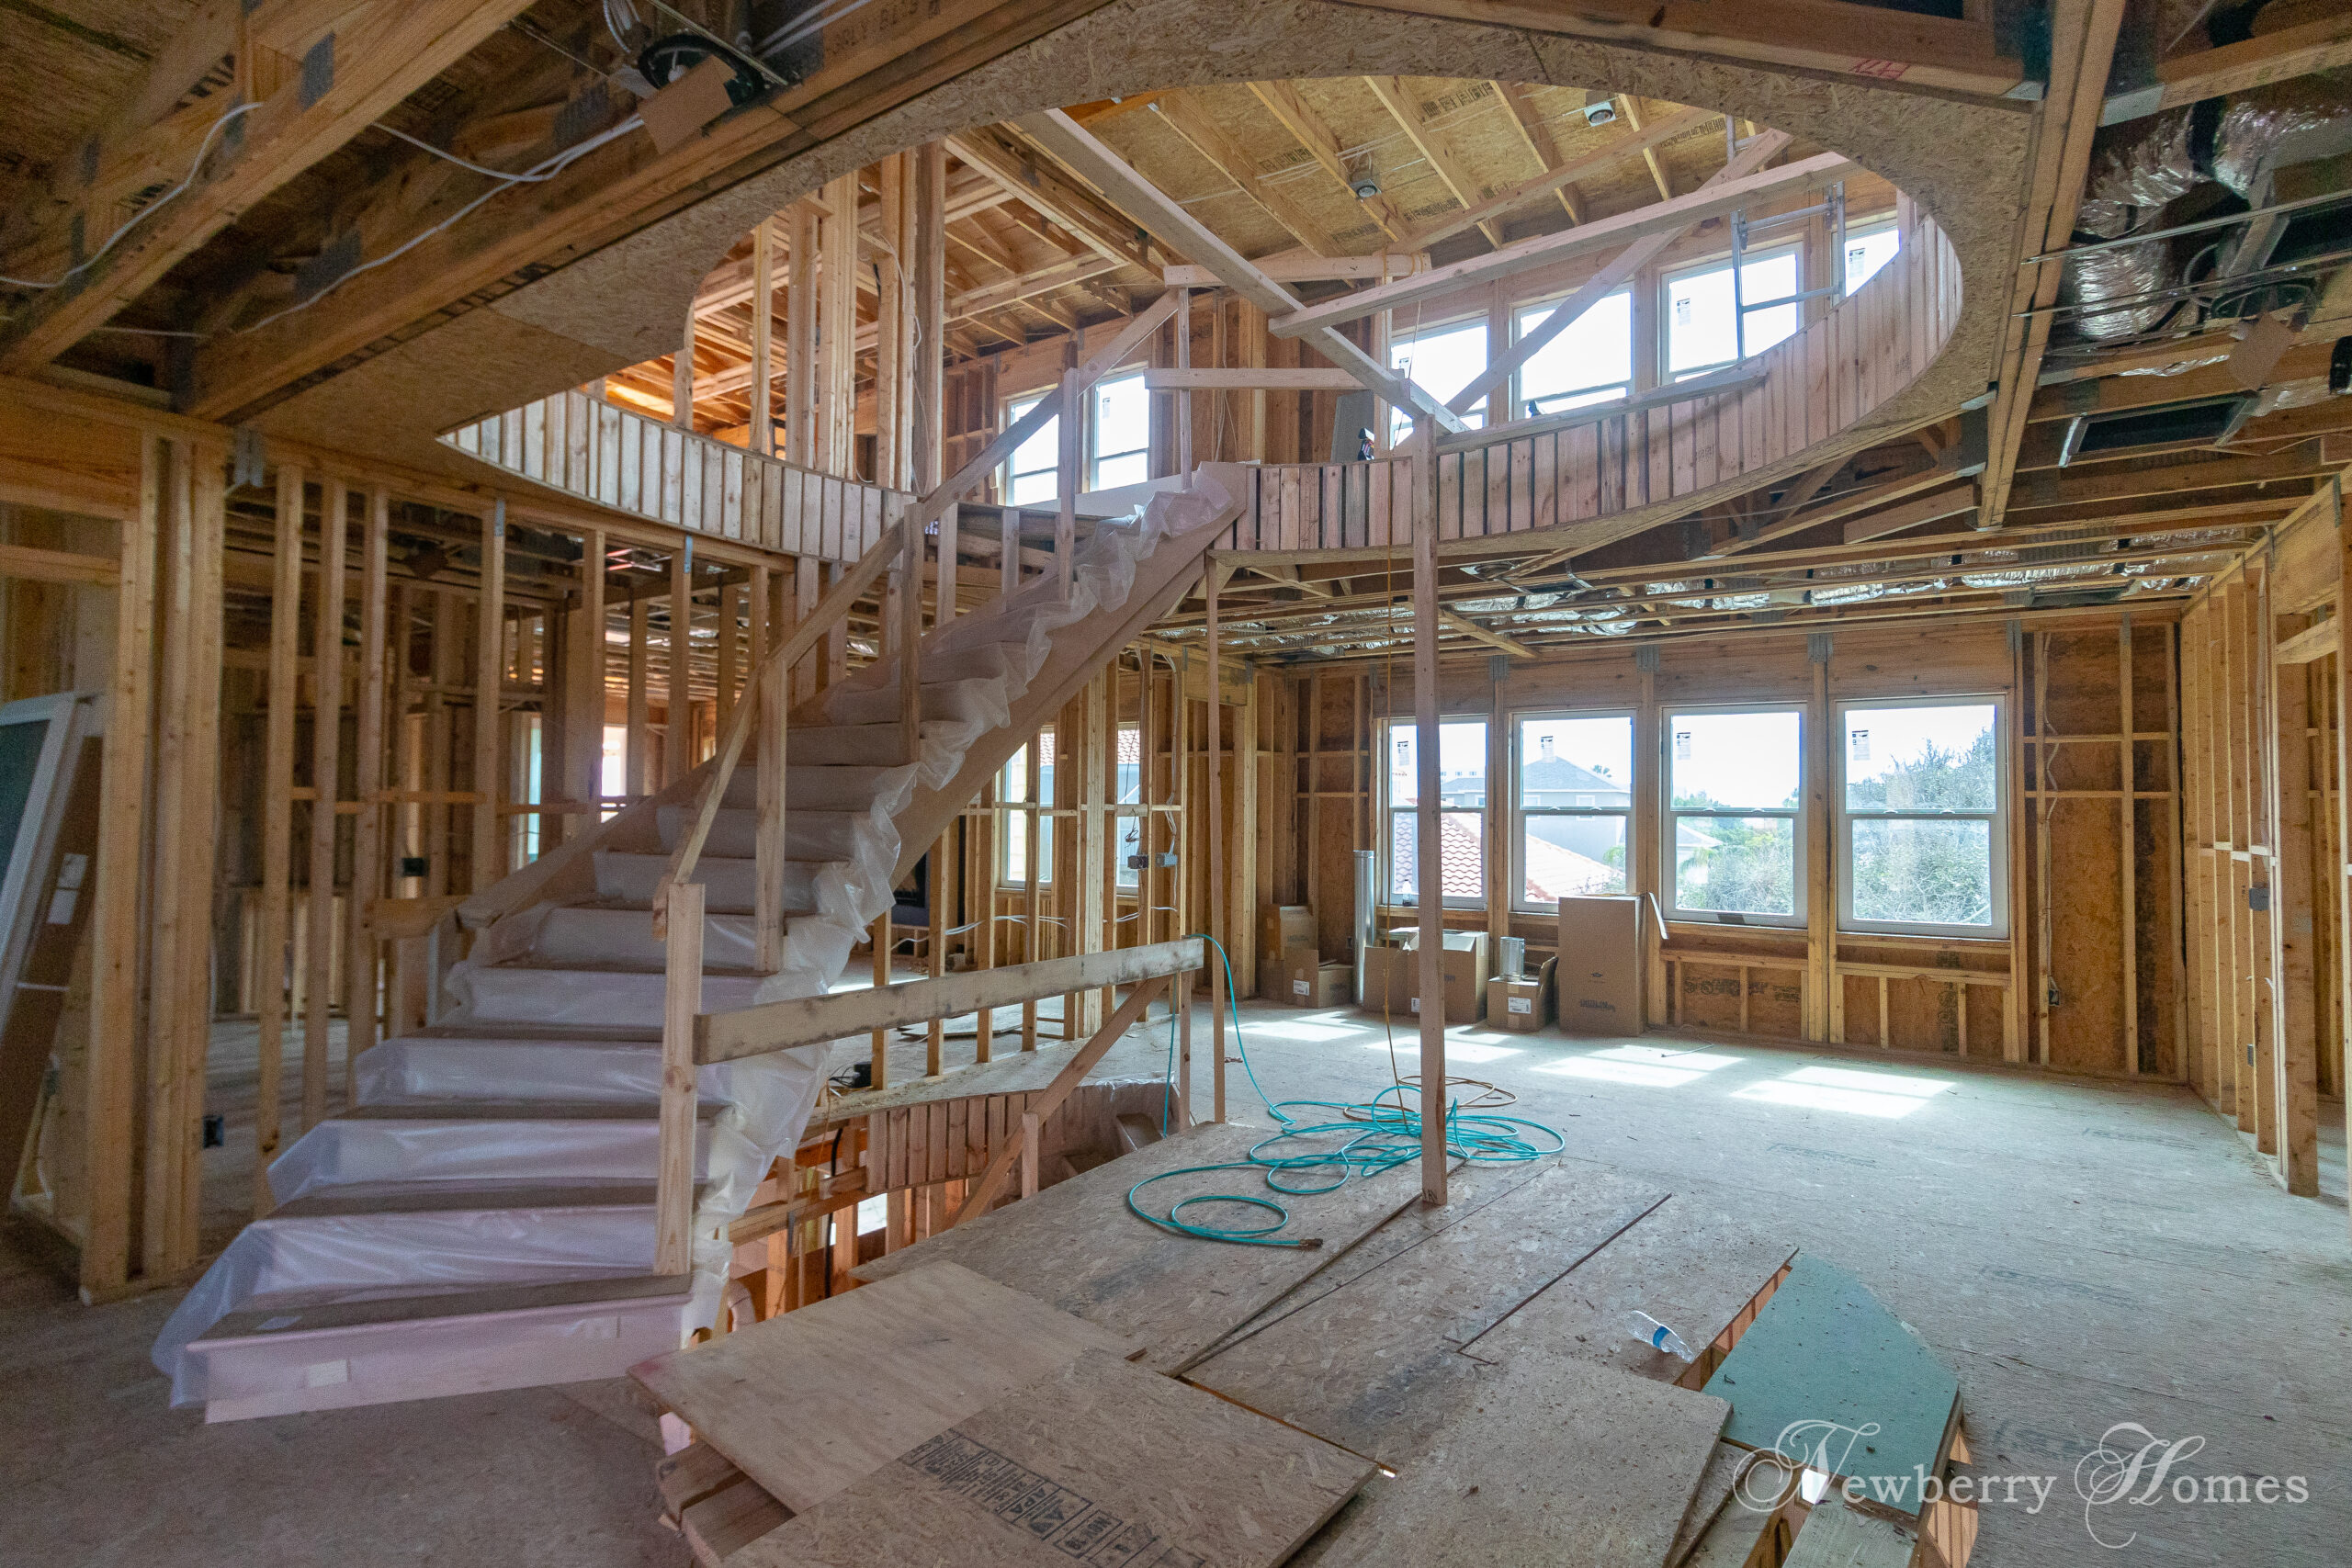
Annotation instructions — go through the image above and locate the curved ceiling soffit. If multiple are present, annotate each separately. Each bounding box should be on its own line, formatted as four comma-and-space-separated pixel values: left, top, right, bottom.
267, 0, 2031, 482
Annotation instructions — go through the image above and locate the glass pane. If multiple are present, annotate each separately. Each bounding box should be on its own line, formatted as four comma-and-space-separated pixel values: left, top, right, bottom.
1523, 818, 1626, 904
1385, 719, 1487, 807
1093, 451, 1148, 491
1674, 815, 1795, 917
1515, 290, 1632, 417
1666, 250, 1799, 373
1851, 818, 1992, 928
1115, 812, 1139, 889
1389, 809, 1485, 903
1668, 710, 1801, 810
1093, 372, 1149, 458
1388, 320, 1488, 443
1845, 225, 1900, 291
1518, 715, 1631, 808
1007, 396, 1057, 502
1001, 743, 1029, 803
1116, 726, 1141, 804
1845, 705, 1996, 811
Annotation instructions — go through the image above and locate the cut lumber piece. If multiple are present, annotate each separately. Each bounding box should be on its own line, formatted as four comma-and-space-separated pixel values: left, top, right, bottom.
1185, 1161, 1668, 1459
736, 1349, 1373, 1568
681, 1475, 794, 1567
1701, 1253, 1961, 1521
630, 1261, 1135, 1515
854, 1121, 1420, 1371
1465, 1194, 1798, 1382
1668, 1442, 1760, 1567
1286, 1348, 1730, 1568
658, 1441, 756, 1518
1781, 1493, 1917, 1568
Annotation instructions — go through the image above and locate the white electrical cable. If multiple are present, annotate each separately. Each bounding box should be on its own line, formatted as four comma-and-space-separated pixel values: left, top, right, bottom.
233, 114, 642, 338
374, 122, 564, 183
0, 100, 263, 291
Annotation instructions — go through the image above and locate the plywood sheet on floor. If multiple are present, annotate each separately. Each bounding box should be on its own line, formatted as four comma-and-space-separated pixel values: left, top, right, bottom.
1186, 1160, 1667, 1460
1781, 1493, 1916, 1567
1702, 1252, 1959, 1518
1288, 1348, 1729, 1568
1464, 1192, 1796, 1382
854, 1121, 1421, 1371
735, 1349, 1373, 1568
630, 1262, 1134, 1514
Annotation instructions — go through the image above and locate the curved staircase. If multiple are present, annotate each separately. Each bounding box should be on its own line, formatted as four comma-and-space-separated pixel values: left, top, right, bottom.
153, 469, 1244, 1421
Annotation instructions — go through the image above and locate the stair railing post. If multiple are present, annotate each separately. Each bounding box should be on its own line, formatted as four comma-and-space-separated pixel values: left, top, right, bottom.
657, 878, 705, 1276
756, 657, 786, 973
899, 510, 923, 765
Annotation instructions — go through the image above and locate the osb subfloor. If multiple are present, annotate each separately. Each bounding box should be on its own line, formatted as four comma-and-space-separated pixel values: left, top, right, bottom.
6, 1007, 2347, 1567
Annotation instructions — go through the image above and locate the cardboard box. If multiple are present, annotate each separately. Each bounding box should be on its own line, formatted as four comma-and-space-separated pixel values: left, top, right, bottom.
1487, 956, 1556, 1032
1262, 904, 1318, 965
1360, 930, 1489, 1024
1257, 958, 1286, 1002
1556, 896, 1645, 1033
1284, 959, 1351, 1007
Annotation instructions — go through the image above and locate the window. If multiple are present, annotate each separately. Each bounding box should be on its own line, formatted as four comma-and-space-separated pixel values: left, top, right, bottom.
1513, 713, 1633, 911
1663, 244, 1800, 379
1381, 717, 1487, 908
1114, 723, 1142, 890
1842, 222, 1900, 293
1387, 319, 1488, 446
1514, 288, 1633, 418
1090, 371, 1150, 491
1002, 393, 1058, 506
1666, 707, 1803, 926
998, 730, 1055, 886
1839, 699, 2004, 937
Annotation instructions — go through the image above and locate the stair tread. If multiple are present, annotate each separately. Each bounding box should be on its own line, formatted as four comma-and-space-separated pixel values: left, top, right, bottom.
401, 1022, 664, 1043
270, 1180, 694, 1218
334, 1100, 718, 1122
195, 1272, 696, 1344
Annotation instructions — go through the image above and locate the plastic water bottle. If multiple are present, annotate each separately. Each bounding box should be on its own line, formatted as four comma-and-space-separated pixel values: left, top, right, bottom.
1625, 1310, 1693, 1360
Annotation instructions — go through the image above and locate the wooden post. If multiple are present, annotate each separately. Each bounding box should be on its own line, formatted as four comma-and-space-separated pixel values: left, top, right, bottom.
253, 462, 303, 1213
304, 479, 347, 1129
936, 502, 959, 629
751, 220, 775, 457
1412, 436, 1446, 1208
899, 515, 922, 764
876, 153, 907, 491
871, 910, 891, 1092
1208, 565, 1227, 1122
716, 580, 741, 735
820, 172, 859, 476
1023, 738, 1042, 1050
473, 499, 507, 891
2273, 616, 2320, 1195
1807, 640, 1834, 1038
667, 540, 692, 788
347, 488, 390, 1101
2120, 615, 2138, 1072
673, 298, 696, 430
1056, 366, 1079, 590
627, 596, 650, 796
786, 201, 817, 468
2007, 621, 2030, 1062
929, 831, 948, 1077
656, 880, 704, 1276
574, 528, 606, 812
913, 141, 947, 494
1175, 288, 1193, 479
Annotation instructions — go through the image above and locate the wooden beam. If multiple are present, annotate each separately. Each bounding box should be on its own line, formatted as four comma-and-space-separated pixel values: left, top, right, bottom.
1709, 468, 1977, 558
1143, 367, 1363, 391
1246, 79, 1417, 241
1840, 484, 1982, 543
1150, 89, 1344, 256
2277, 618, 2339, 665
1362, 75, 1506, 248
0, 542, 119, 585
1012, 109, 1468, 434
1274, 150, 1854, 337
948, 254, 1125, 321
1162, 253, 1427, 287
2104, 14, 2352, 124
473, 499, 506, 888
1491, 80, 1582, 223
946, 126, 1164, 270
1440, 609, 1533, 659
0, 0, 537, 370
302, 478, 345, 1131
1616, 97, 1676, 202
346, 486, 390, 1104
1412, 434, 1446, 1207
1408, 104, 1717, 248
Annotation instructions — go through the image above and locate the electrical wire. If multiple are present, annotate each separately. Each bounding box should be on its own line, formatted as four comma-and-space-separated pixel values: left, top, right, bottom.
374, 122, 565, 182
0, 100, 262, 291
1128, 935, 1562, 1247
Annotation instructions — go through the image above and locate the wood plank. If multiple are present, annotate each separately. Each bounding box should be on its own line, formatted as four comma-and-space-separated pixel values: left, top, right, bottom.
1287, 1350, 1729, 1568
855, 1122, 1421, 1372
630, 1260, 1136, 1515
737, 1350, 1372, 1568
1781, 1493, 1917, 1567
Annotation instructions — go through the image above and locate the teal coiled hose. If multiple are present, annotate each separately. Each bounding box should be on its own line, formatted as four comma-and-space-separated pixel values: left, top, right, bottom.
1130, 934, 1564, 1248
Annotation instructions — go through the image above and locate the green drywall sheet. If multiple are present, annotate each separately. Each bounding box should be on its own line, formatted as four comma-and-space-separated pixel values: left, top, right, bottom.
1701, 1252, 1957, 1517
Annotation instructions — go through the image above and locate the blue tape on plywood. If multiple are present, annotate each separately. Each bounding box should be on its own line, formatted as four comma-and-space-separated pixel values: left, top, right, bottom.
1701, 1253, 1959, 1518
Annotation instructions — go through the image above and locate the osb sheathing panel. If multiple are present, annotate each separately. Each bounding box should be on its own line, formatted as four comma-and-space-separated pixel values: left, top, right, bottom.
253, 0, 2026, 493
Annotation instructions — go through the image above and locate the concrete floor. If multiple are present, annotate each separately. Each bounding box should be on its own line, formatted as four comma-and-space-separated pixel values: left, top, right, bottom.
6, 1004, 2347, 1567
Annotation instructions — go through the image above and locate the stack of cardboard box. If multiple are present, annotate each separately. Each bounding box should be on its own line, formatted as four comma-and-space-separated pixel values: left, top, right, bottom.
1258, 906, 1350, 1006
1361, 928, 1489, 1024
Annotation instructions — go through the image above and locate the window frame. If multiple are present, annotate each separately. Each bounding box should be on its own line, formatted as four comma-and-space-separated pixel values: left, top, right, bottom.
1838, 216, 1901, 297
1376, 714, 1490, 911
1000, 390, 1057, 507
1835, 694, 2007, 941
1087, 368, 1151, 492
1510, 706, 1634, 915
996, 730, 1055, 890
1658, 240, 1803, 381
1510, 287, 1634, 421
1385, 315, 1491, 445
1663, 701, 1807, 930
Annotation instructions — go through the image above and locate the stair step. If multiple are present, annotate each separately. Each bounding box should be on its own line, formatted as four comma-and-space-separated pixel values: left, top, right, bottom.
183, 1271, 695, 1423
1115, 1112, 1163, 1153
594, 851, 823, 916
271, 1180, 683, 1218
821, 675, 1011, 728
356, 1034, 726, 1109
267, 1109, 717, 1204
531, 905, 761, 969
790, 721, 956, 768
786, 763, 914, 811
460, 964, 773, 1029
657, 805, 881, 862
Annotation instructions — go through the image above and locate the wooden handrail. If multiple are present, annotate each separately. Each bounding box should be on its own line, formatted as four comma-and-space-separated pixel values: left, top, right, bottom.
652, 513, 908, 937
